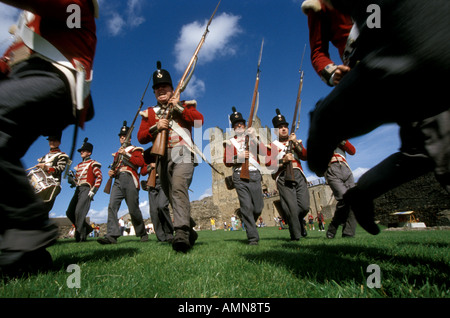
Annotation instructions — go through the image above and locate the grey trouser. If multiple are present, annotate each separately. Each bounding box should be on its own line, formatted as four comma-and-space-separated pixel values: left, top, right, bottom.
107, 172, 146, 238
233, 169, 263, 243
66, 185, 93, 239
149, 176, 173, 241
0, 58, 73, 252
325, 162, 357, 236
277, 169, 310, 240
158, 146, 195, 231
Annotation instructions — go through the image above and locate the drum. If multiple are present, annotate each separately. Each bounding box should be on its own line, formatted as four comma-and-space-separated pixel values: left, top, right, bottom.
27, 168, 59, 202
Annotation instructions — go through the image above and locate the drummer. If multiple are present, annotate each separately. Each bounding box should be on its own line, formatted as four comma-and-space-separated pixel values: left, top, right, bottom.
34, 132, 70, 213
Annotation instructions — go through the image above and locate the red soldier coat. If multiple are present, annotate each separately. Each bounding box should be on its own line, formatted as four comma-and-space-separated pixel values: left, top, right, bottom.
302, 0, 353, 84
137, 100, 204, 149
1, 0, 97, 77
1, 0, 98, 125
329, 140, 355, 168
111, 145, 145, 189
74, 158, 102, 190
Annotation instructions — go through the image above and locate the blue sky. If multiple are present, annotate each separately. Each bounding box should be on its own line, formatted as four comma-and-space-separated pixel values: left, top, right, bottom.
1, 0, 400, 224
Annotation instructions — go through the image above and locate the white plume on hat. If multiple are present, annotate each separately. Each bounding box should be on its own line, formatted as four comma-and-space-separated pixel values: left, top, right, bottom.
301, 0, 322, 14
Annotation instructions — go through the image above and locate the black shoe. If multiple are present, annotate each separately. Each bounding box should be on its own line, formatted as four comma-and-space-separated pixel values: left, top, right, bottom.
0, 248, 53, 279
140, 234, 149, 242
97, 236, 117, 245
172, 230, 191, 253
344, 187, 380, 235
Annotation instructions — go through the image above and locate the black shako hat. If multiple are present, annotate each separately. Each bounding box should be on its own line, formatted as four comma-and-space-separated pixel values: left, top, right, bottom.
118, 121, 129, 137
46, 131, 62, 142
229, 107, 246, 127
272, 108, 289, 128
77, 137, 93, 153
152, 61, 173, 89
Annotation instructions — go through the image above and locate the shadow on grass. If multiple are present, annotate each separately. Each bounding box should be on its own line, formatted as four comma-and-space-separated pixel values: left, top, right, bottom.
242, 242, 450, 289
52, 242, 140, 272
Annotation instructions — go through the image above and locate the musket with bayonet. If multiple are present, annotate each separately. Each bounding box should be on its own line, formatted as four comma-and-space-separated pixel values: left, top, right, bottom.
240, 38, 264, 181
103, 75, 152, 194
147, 0, 223, 188
151, 0, 221, 159
284, 45, 306, 185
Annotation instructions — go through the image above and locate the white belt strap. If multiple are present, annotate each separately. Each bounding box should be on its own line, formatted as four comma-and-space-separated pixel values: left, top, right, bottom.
273, 140, 288, 161
16, 12, 92, 112
229, 138, 261, 171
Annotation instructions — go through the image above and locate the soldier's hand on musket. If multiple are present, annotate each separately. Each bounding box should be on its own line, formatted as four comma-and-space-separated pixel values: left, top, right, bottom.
157, 118, 170, 131
332, 65, 350, 86
283, 153, 294, 163
168, 94, 180, 108
289, 133, 298, 143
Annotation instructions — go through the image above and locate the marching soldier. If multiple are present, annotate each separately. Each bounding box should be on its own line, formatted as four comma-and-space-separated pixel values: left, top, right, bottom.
98, 122, 148, 244
223, 107, 265, 245
66, 138, 102, 242
265, 109, 309, 241
324, 140, 357, 238
141, 150, 173, 243
137, 61, 204, 252
302, 0, 357, 237
306, 0, 450, 234
0, 0, 98, 277
35, 133, 70, 213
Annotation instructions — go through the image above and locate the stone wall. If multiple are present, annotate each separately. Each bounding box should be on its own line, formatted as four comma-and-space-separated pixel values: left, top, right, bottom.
374, 172, 450, 227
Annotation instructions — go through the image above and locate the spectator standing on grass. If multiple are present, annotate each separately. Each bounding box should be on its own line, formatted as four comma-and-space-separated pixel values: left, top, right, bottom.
316, 208, 325, 231
308, 213, 315, 230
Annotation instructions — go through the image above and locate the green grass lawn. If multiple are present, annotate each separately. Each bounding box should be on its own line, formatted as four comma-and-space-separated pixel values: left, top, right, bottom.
1, 226, 449, 298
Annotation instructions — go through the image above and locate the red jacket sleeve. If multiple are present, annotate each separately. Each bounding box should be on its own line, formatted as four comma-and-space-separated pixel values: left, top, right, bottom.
294, 141, 308, 161
137, 108, 157, 145
223, 142, 236, 167
129, 149, 145, 168
307, 6, 353, 76
181, 102, 204, 127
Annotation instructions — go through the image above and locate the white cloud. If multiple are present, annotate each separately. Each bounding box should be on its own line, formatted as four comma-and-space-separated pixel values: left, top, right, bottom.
102, 0, 145, 36
181, 75, 206, 98
173, 12, 242, 97
126, 0, 145, 27
107, 13, 126, 37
